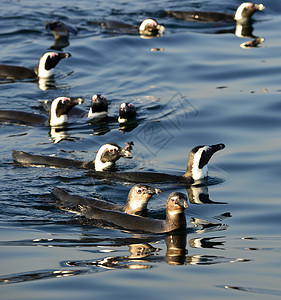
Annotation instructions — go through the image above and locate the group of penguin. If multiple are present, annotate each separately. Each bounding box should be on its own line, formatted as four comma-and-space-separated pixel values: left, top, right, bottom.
0, 2, 265, 234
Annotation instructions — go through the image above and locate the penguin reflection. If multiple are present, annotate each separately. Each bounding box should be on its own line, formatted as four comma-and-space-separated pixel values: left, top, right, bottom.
46, 20, 78, 50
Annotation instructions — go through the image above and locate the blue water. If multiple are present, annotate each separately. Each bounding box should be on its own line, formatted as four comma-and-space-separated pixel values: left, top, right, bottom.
1, 0, 281, 299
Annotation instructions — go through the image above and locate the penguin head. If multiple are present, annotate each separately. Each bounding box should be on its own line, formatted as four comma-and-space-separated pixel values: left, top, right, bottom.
139, 18, 165, 36
94, 143, 132, 171
118, 103, 136, 123
36, 52, 71, 78
185, 144, 225, 181
234, 2, 265, 22
166, 192, 188, 213
125, 184, 162, 214
49, 96, 84, 126
87, 94, 108, 119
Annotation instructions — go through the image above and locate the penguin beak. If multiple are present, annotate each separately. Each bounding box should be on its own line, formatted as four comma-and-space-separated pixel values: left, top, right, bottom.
59, 52, 71, 59
146, 187, 162, 195
175, 197, 188, 209
157, 25, 165, 35
119, 148, 132, 158
255, 4, 265, 11
69, 97, 84, 106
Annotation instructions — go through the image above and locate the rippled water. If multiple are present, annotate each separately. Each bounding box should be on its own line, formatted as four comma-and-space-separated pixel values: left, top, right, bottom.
1, 0, 281, 299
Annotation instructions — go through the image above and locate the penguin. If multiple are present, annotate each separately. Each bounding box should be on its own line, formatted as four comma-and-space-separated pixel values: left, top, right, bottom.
67, 192, 188, 233
87, 144, 225, 185
118, 102, 137, 124
98, 18, 165, 37
0, 97, 84, 126
12, 142, 132, 171
138, 19, 166, 36
0, 51, 71, 80
163, 2, 265, 24
87, 94, 109, 120
52, 184, 162, 216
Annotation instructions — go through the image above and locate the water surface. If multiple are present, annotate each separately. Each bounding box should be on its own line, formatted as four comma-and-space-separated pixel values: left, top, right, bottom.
1, 0, 281, 299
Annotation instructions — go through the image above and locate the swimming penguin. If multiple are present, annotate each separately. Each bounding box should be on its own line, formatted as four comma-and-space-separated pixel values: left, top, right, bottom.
12, 142, 132, 171
0, 52, 71, 80
68, 192, 188, 233
98, 18, 165, 37
163, 2, 265, 24
87, 144, 225, 185
0, 96, 84, 126
52, 184, 161, 216
118, 103, 137, 124
87, 94, 109, 120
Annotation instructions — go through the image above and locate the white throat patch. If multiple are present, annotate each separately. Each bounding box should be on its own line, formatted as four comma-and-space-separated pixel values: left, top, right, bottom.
37, 52, 57, 78
49, 97, 69, 126
234, 2, 252, 21
94, 144, 118, 171
87, 109, 107, 119
191, 146, 209, 181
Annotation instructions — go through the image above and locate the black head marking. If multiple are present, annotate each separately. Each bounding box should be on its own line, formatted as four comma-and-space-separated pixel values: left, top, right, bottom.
119, 103, 136, 120
43, 52, 71, 71
99, 143, 131, 163
55, 97, 84, 118
91, 94, 108, 113
198, 144, 225, 169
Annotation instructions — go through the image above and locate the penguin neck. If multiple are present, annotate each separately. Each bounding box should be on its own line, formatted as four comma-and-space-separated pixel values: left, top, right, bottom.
49, 104, 67, 126
124, 198, 148, 215
87, 109, 107, 120
184, 147, 208, 181
36, 61, 54, 78
94, 151, 113, 171
166, 210, 186, 232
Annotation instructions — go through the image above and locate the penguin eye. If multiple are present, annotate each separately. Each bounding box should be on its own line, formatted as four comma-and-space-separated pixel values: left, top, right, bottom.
137, 188, 143, 194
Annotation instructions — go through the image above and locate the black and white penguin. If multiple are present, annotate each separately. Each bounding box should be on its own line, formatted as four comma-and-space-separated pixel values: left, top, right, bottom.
0, 96, 84, 126
52, 184, 161, 216
118, 102, 137, 124
163, 2, 265, 24
87, 94, 109, 120
138, 19, 165, 36
69, 192, 188, 233
0, 52, 71, 80
98, 18, 165, 37
12, 142, 132, 171
87, 144, 225, 185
